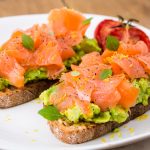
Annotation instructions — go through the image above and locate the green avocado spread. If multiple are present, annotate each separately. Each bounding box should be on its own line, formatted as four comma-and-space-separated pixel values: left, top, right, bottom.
24, 67, 48, 83
133, 78, 150, 106
0, 78, 9, 91
64, 37, 101, 69
0, 67, 48, 90
64, 105, 128, 124
39, 77, 150, 124
39, 85, 129, 124
39, 85, 57, 105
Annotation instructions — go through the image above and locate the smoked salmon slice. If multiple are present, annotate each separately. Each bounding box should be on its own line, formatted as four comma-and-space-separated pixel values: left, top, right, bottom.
112, 54, 147, 79
50, 82, 92, 116
33, 41, 64, 79
2, 34, 33, 66
79, 52, 103, 67
118, 41, 149, 56
136, 54, 150, 74
91, 75, 124, 111
61, 71, 95, 102
0, 52, 25, 87
118, 79, 139, 108
48, 7, 89, 60
48, 7, 88, 36
49, 8, 89, 60
71, 64, 111, 80
0, 8, 90, 87
50, 83, 76, 111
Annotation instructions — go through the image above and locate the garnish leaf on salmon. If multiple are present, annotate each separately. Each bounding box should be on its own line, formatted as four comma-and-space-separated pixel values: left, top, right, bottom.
99, 69, 112, 80
22, 34, 34, 50
106, 35, 119, 51
82, 17, 93, 25
38, 105, 63, 120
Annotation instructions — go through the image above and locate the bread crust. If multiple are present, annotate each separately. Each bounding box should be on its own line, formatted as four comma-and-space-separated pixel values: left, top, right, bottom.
0, 80, 53, 108
49, 99, 150, 144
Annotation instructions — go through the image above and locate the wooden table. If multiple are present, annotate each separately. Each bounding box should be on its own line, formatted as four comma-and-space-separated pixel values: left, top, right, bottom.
0, 0, 150, 28
0, 0, 150, 150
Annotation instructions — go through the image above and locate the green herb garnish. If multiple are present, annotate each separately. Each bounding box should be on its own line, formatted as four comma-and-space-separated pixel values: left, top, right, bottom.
71, 71, 80, 77
22, 34, 34, 50
106, 35, 119, 51
99, 69, 112, 80
82, 17, 93, 25
38, 105, 63, 120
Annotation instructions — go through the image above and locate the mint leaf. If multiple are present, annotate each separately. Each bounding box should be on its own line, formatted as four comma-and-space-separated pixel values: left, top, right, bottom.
99, 69, 112, 80
106, 35, 119, 51
38, 105, 62, 120
71, 71, 80, 77
82, 17, 93, 25
22, 34, 34, 50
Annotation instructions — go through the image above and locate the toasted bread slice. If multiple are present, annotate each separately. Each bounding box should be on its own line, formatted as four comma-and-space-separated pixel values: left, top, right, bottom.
49, 99, 150, 144
0, 80, 53, 108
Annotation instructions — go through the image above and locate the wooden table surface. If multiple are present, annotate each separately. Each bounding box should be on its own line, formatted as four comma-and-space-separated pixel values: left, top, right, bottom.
0, 0, 150, 150
0, 0, 150, 28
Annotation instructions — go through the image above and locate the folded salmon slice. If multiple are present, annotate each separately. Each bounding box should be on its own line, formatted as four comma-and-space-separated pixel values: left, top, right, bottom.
91, 75, 139, 110
136, 54, 150, 74
2, 34, 33, 66
118, 41, 149, 56
56, 34, 76, 60
91, 75, 124, 111
0, 52, 25, 88
33, 41, 64, 79
50, 82, 92, 116
79, 52, 103, 67
48, 7, 88, 36
61, 72, 95, 102
48, 7, 89, 60
50, 83, 76, 110
26, 24, 52, 49
118, 79, 139, 108
2, 24, 54, 66
112, 54, 147, 79
70, 52, 110, 79
71, 64, 111, 80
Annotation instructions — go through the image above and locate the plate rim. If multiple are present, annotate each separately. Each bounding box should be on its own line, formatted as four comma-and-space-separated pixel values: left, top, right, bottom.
0, 13, 150, 150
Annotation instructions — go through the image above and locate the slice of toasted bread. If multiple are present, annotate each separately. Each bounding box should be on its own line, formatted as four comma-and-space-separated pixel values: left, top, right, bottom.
49, 99, 150, 144
0, 80, 53, 108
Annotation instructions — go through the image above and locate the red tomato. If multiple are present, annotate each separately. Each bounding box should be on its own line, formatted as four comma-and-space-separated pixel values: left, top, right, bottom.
94, 19, 121, 49
95, 19, 150, 51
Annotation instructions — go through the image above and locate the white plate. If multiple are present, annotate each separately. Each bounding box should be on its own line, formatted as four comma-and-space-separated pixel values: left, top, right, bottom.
0, 13, 150, 150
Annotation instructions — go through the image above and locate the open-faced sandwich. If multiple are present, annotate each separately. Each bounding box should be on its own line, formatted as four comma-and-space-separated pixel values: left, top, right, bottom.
39, 17, 150, 144
0, 8, 101, 108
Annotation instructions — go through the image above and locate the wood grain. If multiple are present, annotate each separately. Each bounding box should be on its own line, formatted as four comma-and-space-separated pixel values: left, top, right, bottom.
0, 0, 63, 16
65, 0, 150, 28
0, 0, 149, 28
